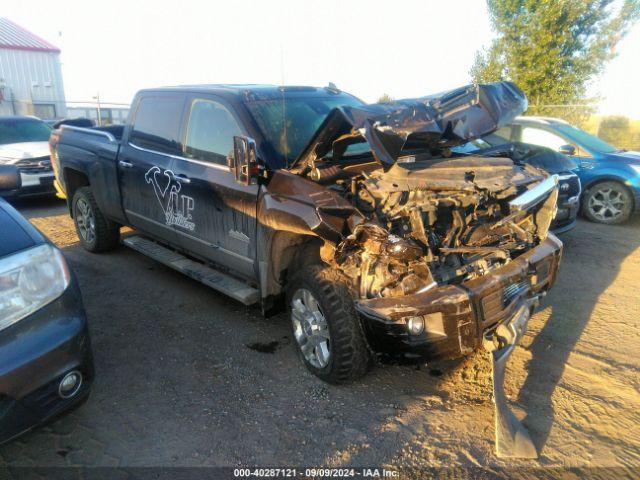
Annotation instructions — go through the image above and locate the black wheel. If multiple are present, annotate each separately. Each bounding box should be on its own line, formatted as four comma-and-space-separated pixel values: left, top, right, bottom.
287, 264, 372, 384
582, 181, 633, 225
72, 187, 120, 252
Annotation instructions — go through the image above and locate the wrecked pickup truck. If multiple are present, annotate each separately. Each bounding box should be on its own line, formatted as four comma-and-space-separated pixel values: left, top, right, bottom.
51, 82, 561, 456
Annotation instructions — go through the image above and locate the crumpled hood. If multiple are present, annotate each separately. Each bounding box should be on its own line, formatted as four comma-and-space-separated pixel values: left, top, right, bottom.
0, 142, 50, 163
292, 81, 527, 170
469, 142, 579, 173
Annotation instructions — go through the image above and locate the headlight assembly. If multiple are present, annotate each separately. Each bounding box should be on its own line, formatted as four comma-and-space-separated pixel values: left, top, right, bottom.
0, 244, 70, 332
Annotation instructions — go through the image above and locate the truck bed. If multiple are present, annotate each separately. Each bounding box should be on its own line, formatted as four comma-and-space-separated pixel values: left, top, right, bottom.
52, 124, 126, 223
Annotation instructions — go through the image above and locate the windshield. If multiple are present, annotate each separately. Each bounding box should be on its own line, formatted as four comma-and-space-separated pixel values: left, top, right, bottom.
0, 118, 52, 145
246, 94, 363, 168
555, 123, 617, 154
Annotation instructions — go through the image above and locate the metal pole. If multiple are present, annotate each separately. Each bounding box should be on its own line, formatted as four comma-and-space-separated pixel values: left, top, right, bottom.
94, 93, 102, 126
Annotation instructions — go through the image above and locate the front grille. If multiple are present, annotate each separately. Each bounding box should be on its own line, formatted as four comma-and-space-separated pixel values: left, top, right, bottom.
502, 280, 529, 306
15, 156, 52, 173
558, 173, 581, 197
20, 379, 62, 416
481, 279, 530, 326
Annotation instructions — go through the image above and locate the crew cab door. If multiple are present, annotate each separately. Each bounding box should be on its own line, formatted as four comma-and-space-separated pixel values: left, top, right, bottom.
170, 95, 258, 281
118, 94, 187, 244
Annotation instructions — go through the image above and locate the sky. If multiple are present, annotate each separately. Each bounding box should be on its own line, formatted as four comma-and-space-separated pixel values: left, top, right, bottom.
3, 0, 640, 116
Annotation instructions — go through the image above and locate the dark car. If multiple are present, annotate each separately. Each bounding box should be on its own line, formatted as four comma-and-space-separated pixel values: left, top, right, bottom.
454, 137, 581, 233
493, 117, 640, 224
0, 165, 93, 445
0, 116, 56, 197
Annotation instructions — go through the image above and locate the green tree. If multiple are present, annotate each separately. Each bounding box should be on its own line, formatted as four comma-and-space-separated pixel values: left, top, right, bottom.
597, 115, 630, 148
471, 0, 640, 124
377, 93, 394, 104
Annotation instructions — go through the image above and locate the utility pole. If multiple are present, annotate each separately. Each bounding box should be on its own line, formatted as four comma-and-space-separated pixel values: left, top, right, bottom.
93, 92, 102, 126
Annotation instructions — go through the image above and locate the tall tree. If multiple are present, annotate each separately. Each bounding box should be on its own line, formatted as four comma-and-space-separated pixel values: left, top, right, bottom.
377, 93, 394, 104
471, 0, 640, 123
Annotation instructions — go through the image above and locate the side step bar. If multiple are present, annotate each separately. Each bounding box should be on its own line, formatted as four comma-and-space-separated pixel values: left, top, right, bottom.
123, 235, 260, 306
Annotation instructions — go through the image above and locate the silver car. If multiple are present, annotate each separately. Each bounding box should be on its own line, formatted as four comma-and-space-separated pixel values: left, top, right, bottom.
0, 116, 55, 197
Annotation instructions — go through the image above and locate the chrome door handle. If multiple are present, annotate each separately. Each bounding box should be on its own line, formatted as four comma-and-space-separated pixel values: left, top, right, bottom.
175, 174, 191, 184
118, 160, 133, 168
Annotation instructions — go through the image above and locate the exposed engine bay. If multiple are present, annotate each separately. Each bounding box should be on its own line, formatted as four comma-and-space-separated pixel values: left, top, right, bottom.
286, 81, 560, 458
312, 155, 557, 299
290, 81, 559, 301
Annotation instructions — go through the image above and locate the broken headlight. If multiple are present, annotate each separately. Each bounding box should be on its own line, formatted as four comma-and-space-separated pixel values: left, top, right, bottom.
0, 244, 70, 332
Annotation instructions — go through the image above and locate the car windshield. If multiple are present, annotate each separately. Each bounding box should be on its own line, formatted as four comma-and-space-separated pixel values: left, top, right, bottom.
246, 94, 363, 168
555, 123, 618, 154
0, 118, 52, 145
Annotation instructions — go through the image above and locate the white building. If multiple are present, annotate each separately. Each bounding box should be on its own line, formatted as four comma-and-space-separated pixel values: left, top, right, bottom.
0, 18, 66, 119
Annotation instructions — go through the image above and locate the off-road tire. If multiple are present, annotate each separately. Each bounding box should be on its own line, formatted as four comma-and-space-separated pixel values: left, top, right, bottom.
72, 187, 120, 252
287, 264, 372, 384
582, 181, 633, 225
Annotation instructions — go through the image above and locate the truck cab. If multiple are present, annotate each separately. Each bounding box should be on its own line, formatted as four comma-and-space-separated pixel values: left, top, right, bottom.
53, 85, 363, 286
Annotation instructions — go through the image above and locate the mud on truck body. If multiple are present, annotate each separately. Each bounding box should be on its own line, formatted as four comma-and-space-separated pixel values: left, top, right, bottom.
51, 81, 562, 458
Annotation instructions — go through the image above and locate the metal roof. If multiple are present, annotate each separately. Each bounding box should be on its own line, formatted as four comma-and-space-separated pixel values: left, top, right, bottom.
0, 18, 60, 53
138, 84, 356, 102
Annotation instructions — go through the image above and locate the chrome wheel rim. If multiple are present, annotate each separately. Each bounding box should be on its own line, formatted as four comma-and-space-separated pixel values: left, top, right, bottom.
291, 288, 331, 369
76, 198, 96, 243
588, 187, 626, 221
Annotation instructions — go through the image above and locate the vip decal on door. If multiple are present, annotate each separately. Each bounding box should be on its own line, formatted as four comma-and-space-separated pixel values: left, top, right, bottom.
145, 166, 195, 231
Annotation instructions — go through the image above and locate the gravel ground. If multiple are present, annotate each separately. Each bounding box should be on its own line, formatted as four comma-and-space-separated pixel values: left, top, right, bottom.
1, 196, 639, 477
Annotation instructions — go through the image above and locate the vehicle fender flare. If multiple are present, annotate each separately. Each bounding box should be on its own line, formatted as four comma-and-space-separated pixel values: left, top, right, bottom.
257, 227, 323, 300
63, 166, 91, 216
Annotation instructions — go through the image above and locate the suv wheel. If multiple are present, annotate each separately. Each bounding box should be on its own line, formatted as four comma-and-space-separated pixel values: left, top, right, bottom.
582, 181, 633, 224
72, 187, 120, 252
287, 265, 371, 384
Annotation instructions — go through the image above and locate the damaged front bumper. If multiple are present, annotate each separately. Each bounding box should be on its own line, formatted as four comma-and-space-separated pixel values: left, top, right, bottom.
356, 234, 562, 459
355, 233, 563, 359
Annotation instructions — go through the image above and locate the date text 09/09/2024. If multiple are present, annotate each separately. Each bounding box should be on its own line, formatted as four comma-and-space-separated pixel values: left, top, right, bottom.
233, 468, 399, 478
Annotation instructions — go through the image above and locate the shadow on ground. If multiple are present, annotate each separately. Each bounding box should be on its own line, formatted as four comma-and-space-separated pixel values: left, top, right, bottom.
519, 217, 640, 454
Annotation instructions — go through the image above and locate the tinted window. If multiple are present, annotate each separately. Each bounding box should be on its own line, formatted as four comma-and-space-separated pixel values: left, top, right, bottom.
185, 99, 241, 164
555, 123, 617, 154
246, 94, 363, 167
130, 96, 184, 155
0, 118, 51, 145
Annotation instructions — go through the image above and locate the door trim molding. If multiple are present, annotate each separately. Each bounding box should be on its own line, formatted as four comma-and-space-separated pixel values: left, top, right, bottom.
127, 142, 230, 172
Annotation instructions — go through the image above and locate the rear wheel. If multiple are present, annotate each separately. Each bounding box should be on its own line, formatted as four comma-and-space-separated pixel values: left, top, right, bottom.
287, 265, 371, 384
582, 181, 633, 224
72, 187, 120, 252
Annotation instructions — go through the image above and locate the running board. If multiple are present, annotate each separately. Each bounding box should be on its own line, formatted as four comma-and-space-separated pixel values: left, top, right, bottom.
123, 235, 260, 305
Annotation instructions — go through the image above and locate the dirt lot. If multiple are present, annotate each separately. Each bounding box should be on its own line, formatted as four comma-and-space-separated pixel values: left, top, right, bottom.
1, 196, 639, 477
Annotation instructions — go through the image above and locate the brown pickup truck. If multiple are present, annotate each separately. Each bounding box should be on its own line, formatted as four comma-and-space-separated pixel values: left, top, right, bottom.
51, 81, 562, 457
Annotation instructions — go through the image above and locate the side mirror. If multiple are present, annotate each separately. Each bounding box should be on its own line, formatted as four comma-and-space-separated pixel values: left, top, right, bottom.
0, 165, 21, 197
228, 136, 260, 186
558, 144, 576, 156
